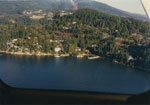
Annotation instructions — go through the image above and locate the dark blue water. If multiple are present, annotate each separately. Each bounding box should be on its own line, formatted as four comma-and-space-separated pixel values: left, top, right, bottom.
0, 54, 150, 94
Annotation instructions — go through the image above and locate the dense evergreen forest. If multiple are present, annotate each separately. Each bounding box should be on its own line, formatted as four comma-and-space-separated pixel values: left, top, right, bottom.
0, 8, 150, 71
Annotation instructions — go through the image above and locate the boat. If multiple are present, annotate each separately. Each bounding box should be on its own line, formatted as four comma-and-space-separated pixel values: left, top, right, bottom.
113, 59, 119, 64
54, 54, 61, 58
55, 55, 60, 58
60, 54, 70, 57
76, 54, 84, 58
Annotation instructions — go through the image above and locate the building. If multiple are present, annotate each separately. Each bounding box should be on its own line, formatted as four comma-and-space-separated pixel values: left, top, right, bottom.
60, 11, 73, 17
72, 21, 77, 25
91, 44, 98, 48
55, 47, 62, 53
12, 39, 18, 43
75, 47, 81, 52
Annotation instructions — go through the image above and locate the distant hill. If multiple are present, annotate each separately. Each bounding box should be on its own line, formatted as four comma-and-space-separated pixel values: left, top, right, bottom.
0, 0, 148, 21
74, 0, 148, 21
0, 0, 73, 15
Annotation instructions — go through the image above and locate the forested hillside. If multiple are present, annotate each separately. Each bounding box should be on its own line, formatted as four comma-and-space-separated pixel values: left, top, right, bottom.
74, 0, 147, 21
0, 9, 150, 71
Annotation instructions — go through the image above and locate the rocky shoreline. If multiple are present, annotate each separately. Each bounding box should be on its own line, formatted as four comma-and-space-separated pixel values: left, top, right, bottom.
0, 51, 71, 57
0, 51, 100, 59
0, 51, 103, 61
0, 51, 53, 56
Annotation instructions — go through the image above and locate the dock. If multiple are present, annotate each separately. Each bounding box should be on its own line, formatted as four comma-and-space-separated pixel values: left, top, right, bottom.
88, 56, 101, 60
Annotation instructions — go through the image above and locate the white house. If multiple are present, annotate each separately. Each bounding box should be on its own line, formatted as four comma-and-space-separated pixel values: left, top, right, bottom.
72, 21, 77, 25
55, 47, 61, 53
75, 47, 81, 52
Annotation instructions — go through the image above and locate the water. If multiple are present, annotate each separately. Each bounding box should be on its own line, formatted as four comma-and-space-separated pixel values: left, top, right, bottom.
0, 54, 150, 94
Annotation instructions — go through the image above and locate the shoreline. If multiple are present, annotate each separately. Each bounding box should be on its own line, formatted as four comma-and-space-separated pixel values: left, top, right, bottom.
0, 51, 72, 57
0, 51, 53, 56
0, 51, 97, 59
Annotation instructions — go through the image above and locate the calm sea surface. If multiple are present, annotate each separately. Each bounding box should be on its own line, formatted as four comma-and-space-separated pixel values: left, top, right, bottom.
0, 54, 150, 94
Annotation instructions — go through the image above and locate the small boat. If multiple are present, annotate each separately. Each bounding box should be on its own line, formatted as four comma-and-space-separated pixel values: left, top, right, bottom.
60, 54, 70, 57
113, 59, 119, 64
76, 55, 84, 58
54, 55, 60, 58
